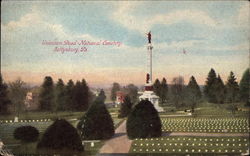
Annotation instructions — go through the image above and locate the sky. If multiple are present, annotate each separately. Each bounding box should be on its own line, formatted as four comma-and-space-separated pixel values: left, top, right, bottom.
1, 1, 249, 88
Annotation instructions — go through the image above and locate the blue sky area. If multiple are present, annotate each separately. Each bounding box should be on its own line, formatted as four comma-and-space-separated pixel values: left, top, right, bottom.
1, 1, 249, 87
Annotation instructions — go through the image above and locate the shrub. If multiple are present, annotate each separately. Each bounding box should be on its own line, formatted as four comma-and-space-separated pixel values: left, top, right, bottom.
77, 99, 114, 140
37, 119, 83, 151
126, 100, 162, 139
14, 126, 39, 142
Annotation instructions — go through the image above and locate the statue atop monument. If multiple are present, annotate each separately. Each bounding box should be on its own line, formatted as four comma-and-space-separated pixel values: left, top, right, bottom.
147, 31, 151, 44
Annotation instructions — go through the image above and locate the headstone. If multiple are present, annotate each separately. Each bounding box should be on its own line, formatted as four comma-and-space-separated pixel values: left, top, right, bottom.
14, 116, 18, 122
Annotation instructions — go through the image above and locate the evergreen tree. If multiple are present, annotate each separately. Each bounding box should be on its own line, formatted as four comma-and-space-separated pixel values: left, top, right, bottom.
72, 81, 84, 110
39, 76, 54, 111
118, 95, 133, 118
81, 79, 89, 111
97, 89, 106, 103
204, 68, 217, 103
215, 75, 226, 104
65, 80, 74, 110
111, 82, 120, 104
0, 74, 11, 114
185, 76, 201, 113
225, 72, 240, 103
170, 76, 185, 108
55, 79, 66, 111
126, 100, 162, 139
160, 78, 168, 104
77, 98, 114, 140
153, 79, 161, 97
239, 68, 250, 103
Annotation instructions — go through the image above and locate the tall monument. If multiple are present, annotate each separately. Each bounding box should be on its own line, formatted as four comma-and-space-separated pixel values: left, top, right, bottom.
139, 31, 164, 112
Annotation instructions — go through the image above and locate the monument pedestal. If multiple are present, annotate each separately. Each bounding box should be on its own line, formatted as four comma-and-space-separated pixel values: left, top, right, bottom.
139, 84, 164, 112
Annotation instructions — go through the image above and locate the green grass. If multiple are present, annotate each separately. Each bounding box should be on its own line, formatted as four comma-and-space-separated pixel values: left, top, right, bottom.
130, 136, 249, 154
0, 112, 123, 156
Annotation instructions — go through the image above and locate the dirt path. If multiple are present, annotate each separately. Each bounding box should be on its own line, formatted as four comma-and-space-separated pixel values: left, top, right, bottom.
164, 132, 249, 137
99, 120, 132, 154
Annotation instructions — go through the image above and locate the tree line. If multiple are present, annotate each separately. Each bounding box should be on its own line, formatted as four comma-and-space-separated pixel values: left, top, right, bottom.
0, 75, 94, 114
39, 76, 93, 112
152, 68, 250, 110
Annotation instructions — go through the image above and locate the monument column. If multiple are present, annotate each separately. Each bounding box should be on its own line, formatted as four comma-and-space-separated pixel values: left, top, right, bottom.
139, 31, 164, 112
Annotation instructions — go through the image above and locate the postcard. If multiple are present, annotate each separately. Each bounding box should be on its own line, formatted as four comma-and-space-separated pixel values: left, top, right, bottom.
0, 0, 249, 156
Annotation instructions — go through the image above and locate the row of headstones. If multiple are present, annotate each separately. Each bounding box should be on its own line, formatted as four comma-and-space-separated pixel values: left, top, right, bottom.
162, 121, 249, 125
0, 119, 51, 124
161, 120, 249, 122
162, 126, 249, 129
162, 119, 249, 122
162, 124, 249, 128
135, 138, 248, 142
162, 129, 249, 132
132, 148, 248, 153
161, 118, 248, 122
133, 142, 249, 147
82, 140, 100, 148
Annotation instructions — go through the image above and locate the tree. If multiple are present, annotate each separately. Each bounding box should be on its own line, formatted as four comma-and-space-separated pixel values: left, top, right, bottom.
124, 84, 138, 104
0, 74, 11, 114
37, 119, 83, 151
185, 76, 202, 113
81, 79, 89, 111
55, 79, 66, 111
225, 72, 240, 103
153, 79, 161, 97
8, 78, 28, 116
14, 126, 39, 142
215, 75, 226, 104
160, 78, 168, 104
239, 68, 250, 104
97, 89, 106, 103
118, 95, 133, 118
77, 98, 114, 140
65, 80, 74, 110
126, 100, 162, 139
170, 76, 185, 108
111, 82, 120, 104
204, 68, 217, 103
72, 81, 84, 110
39, 76, 54, 111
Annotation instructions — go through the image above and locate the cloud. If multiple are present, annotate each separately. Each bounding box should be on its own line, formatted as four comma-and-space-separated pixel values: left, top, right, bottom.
237, 3, 249, 26
112, 1, 218, 34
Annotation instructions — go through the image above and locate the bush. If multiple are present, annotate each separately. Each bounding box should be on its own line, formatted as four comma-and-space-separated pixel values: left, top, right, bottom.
37, 119, 83, 151
126, 100, 162, 139
14, 126, 39, 142
77, 99, 115, 140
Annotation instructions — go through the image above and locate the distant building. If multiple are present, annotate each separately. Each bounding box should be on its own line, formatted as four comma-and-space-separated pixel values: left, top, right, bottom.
24, 92, 39, 110
116, 91, 125, 105
24, 92, 33, 109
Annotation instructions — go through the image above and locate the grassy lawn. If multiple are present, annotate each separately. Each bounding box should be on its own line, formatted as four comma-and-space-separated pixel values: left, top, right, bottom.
0, 110, 124, 156
130, 136, 249, 155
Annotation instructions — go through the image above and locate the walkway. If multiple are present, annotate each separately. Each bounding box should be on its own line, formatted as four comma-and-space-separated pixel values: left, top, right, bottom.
99, 120, 132, 154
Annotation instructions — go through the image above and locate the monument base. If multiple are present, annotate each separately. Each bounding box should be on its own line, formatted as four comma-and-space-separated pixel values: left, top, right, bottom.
139, 90, 164, 112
